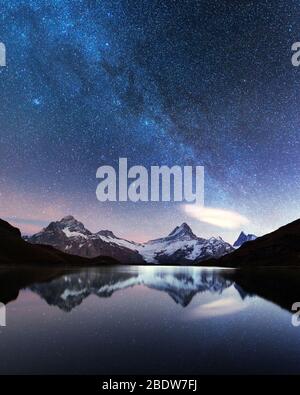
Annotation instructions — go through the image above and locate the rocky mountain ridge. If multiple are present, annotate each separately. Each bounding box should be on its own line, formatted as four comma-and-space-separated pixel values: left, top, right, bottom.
26, 216, 234, 264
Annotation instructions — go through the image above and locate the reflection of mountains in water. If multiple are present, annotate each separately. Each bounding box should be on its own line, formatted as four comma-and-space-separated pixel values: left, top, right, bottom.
30, 268, 233, 311
2, 266, 300, 314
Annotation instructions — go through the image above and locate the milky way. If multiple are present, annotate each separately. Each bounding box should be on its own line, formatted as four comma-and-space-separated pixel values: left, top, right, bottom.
0, 0, 300, 242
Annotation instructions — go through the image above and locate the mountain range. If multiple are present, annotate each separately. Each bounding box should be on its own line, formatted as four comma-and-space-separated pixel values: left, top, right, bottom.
25, 216, 234, 265
3, 214, 300, 267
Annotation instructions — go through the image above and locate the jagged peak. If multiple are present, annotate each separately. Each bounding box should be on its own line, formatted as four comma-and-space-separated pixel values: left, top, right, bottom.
44, 215, 91, 235
233, 231, 257, 247
57, 215, 82, 224
60, 215, 77, 223
168, 223, 195, 238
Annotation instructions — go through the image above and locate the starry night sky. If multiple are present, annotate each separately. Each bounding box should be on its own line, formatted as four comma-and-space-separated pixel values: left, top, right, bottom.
1, 0, 300, 242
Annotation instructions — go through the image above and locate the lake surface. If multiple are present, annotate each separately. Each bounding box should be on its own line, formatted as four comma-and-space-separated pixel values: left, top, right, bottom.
0, 265, 300, 374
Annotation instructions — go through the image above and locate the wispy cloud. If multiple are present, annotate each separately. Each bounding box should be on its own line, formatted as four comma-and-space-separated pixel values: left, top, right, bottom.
183, 205, 250, 229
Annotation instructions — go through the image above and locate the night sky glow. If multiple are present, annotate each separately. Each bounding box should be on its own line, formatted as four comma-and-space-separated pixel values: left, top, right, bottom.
1, 0, 300, 243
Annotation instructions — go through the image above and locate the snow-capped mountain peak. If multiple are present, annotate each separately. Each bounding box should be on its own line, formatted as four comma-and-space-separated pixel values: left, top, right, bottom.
35, 215, 91, 239
233, 231, 257, 248
27, 216, 143, 263
61, 215, 76, 222
136, 224, 233, 264
168, 223, 196, 239
54, 216, 91, 240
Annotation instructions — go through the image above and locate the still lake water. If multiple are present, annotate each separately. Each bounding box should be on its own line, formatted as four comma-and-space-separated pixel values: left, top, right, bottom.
0, 265, 300, 374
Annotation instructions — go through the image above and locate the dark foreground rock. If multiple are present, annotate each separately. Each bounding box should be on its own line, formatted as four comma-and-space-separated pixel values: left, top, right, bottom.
204, 219, 300, 267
